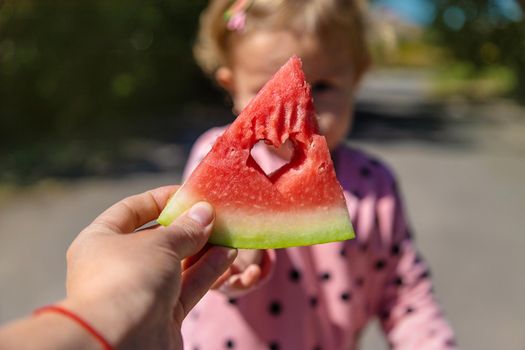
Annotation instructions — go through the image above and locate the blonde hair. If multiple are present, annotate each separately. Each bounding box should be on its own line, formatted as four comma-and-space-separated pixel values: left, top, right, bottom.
194, 0, 371, 78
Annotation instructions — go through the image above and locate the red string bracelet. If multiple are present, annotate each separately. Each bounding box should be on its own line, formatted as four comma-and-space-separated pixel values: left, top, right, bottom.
33, 305, 113, 350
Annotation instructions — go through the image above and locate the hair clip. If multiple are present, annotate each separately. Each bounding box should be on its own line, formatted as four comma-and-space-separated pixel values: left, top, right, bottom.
224, 0, 253, 31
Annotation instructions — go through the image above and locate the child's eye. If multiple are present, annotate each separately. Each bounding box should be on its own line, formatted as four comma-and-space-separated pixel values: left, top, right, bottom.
312, 81, 334, 93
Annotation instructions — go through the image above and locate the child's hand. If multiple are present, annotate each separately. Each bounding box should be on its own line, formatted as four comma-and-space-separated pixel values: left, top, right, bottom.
214, 249, 263, 292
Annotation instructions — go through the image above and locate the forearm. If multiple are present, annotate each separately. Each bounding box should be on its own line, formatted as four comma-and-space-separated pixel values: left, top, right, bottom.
0, 297, 130, 350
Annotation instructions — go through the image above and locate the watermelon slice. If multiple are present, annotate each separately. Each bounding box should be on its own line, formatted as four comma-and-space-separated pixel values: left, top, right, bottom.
158, 56, 354, 248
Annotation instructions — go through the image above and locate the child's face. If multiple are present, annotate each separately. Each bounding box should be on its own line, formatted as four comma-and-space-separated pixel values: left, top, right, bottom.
217, 30, 359, 150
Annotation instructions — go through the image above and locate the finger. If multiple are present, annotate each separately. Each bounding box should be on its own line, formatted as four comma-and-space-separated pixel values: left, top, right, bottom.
93, 185, 179, 233
182, 244, 212, 272
159, 202, 215, 260
226, 264, 261, 290
179, 246, 237, 317
240, 264, 262, 287
210, 267, 235, 289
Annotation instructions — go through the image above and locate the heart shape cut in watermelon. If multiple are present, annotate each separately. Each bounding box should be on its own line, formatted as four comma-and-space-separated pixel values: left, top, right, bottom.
158, 56, 354, 248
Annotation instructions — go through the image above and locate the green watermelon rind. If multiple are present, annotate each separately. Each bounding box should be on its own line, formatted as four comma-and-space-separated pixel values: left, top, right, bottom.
157, 188, 355, 249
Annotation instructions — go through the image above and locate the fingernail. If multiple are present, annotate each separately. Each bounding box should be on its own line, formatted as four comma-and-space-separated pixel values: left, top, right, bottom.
226, 248, 238, 260
187, 202, 214, 226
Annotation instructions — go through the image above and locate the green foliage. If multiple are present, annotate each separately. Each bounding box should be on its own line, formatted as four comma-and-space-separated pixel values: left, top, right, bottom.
429, 0, 525, 101
0, 0, 222, 152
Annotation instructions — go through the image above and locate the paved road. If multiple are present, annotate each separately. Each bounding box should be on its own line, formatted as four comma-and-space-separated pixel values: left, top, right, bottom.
1, 75, 524, 349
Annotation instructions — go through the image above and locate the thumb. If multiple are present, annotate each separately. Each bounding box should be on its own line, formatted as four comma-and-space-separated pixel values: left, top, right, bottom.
158, 202, 215, 260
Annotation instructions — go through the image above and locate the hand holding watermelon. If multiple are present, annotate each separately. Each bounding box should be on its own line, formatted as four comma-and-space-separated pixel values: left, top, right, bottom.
61, 187, 237, 349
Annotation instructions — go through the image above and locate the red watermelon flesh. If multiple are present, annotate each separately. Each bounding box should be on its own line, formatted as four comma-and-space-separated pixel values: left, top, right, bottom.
158, 56, 354, 248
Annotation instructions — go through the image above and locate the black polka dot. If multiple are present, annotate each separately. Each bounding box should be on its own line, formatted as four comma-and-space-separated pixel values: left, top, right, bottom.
370, 158, 381, 167
405, 306, 415, 314
339, 247, 347, 257
418, 270, 431, 280
313, 346, 322, 350
414, 254, 422, 265
444, 338, 457, 347
391, 244, 401, 256
269, 301, 282, 316
319, 272, 331, 281
374, 259, 387, 270
355, 276, 365, 287
228, 298, 237, 305
379, 309, 390, 320
393, 276, 403, 287
309, 296, 318, 308
268, 341, 280, 350
360, 166, 371, 178
289, 268, 302, 282
225, 339, 235, 348
340, 291, 352, 302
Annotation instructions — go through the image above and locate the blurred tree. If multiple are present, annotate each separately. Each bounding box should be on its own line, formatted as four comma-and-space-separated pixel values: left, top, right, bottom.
429, 0, 525, 101
0, 0, 222, 152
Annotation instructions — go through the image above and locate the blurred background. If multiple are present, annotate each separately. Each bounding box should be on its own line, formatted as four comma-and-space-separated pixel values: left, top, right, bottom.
0, 0, 524, 349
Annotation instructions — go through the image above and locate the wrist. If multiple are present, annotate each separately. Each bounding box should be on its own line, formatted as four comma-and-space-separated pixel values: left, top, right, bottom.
58, 296, 132, 348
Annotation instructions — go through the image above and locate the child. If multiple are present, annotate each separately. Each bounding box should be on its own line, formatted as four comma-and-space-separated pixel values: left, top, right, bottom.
182, 0, 456, 349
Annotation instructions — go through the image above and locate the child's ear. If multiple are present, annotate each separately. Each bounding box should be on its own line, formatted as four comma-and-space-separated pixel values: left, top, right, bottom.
215, 66, 234, 93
